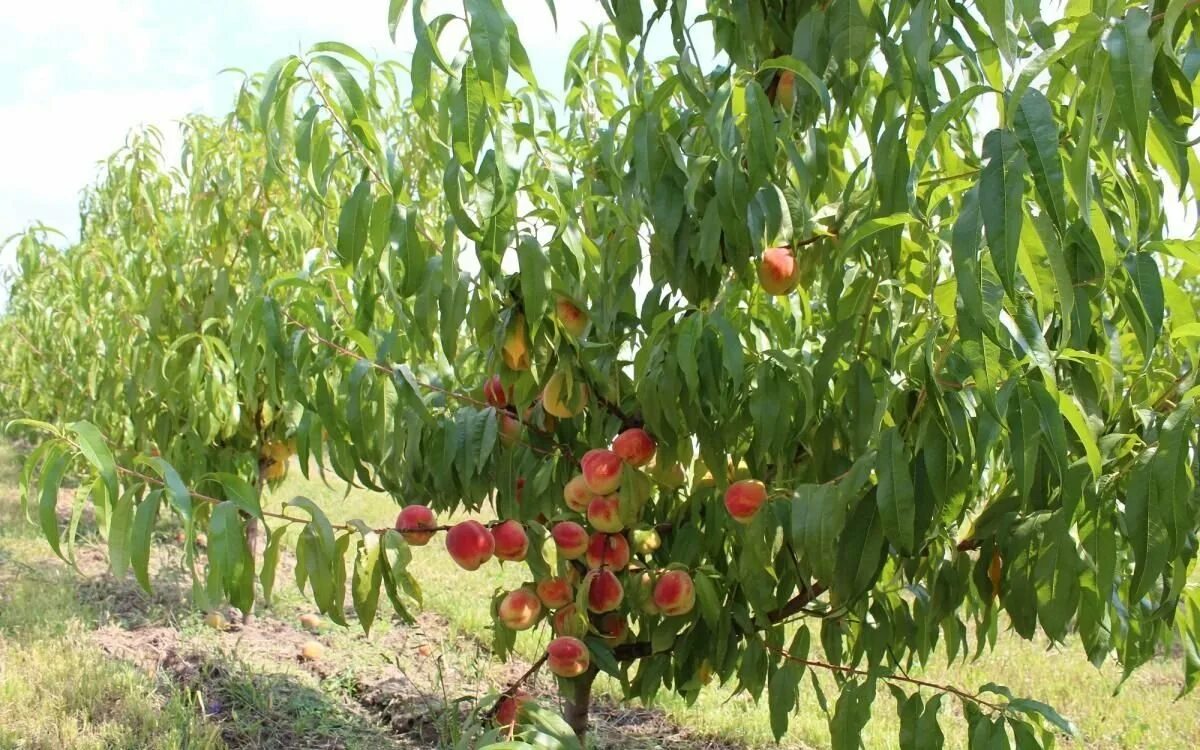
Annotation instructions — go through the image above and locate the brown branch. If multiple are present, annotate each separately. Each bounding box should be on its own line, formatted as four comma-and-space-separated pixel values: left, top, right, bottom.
482, 654, 549, 719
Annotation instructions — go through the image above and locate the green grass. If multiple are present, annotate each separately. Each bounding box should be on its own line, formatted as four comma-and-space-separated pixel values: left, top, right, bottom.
266, 463, 1200, 749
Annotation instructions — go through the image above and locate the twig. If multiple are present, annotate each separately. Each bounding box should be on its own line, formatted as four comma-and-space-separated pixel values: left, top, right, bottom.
483, 654, 549, 719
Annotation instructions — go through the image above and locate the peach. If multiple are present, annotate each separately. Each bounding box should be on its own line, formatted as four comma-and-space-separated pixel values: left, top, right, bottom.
653, 570, 696, 616
543, 371, 588, 419
585, 532, 630, 570
492, 520, 529, 562
758, 246, 799, 296
495, 690, 529, 727
555, 297, 589, 338
396, 504, 437, 546
586, 494, 624, 533
502, 313, 531, 371
553, 603, 589, 638
612, 428, 656, 467
497, 588, 542, 630
630, 527, 661, 555
203, 611, 227, 631
300, 640, 326, 661
776, 70, 796, 111
581, 449, 623, 494
562, 474, 596, 512
552, 521, 588, 560
724, 479, 767, 523
536, 577, 573, 609
586, 569, 624, 613
445, 520, 495, 571
546, 636, 590, 678
299, 613, 322, 631
497, 409, 522, 447
596, 612, 629, 644
631, 570, 661, 614
483, 374, 508, 408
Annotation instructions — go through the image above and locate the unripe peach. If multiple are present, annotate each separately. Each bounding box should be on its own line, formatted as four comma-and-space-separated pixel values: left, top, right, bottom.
497, 588, 542, 630
648, 458, 686, 488
552, 521, 588, 560
555, 297, 589, 338
586, 569, 624, 613
543, 371, 588, 419
586, 494, 624, 533
553, 603, 589, 637
501, 313, 531, 371
563, 474, 596, 512
396, 504, 437, 546
546, 636, 590, 678
586, 532, 631, 570
446, 520, 495, 571
203, 611, 227, 631
724, 479, 768, 523
536, 577, 573, 609
498, 410, 522, 447
612, 428, 656, 467
580, 449, 623, 495
632, 570, 661, 615
492, 520, 529, 562
758, 246, 800, 296
483, 374, 508, 408
629, 527, 661, 555
495, 690, 529, 727
653, 570, 696, 617
596, 612, 629, 644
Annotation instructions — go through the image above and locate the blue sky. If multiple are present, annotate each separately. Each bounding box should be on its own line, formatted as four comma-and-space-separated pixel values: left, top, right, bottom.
0, 0, 686, 255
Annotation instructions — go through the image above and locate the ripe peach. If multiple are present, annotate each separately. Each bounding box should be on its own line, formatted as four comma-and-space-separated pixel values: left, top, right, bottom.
396, 504, 437, 546
553, 603, 589, 638
776, 70, 796, 111
724, 479, 768, 523
596, 612, 629, 644
483, 374, 508, 408
758, 246, 799, 296
299, 613, 322, 631
543, 371, 588, 419
612, 428, 656, 467
585, 532, 630, 570
581, 449, 623, 495
547, 636, 591, 678
555, 297, 589, 338
502, 313, 531, 371
495, 690, 529, 727
536, 577, 573, 609
497, 588, 543, 630
552, 521, 588, 560
653, 570, 696, 617
492, 520, 529, 562
498, 409, 522, 447
586, 569, 624, 613
300, 640, 326, 661
586, 494, 624, 533
563, 474, 595, 512
446, 520, 495, 571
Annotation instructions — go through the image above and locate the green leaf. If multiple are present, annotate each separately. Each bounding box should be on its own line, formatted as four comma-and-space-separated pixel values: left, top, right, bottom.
260, 525, 289, 605
907, 85, 994, 208
68, 421, 118, 509
108, 489, 135, 578
830, 679, 876, 750
761, 55, 831, 121
288, 496, 338, 554
836, 490, 886, 599
980, 129, 1027, 301
876, 427, 916, 554
131, 490, 161, 593
840, 213, 912, 257
768, 662, 803, 741
38, 444, 72, 561
205, 472, 263, 520
693, 572, 721, 629
139, 457, 193, 522
1013, 90, 1067, 231
516, 236, 549, 326
387, 0, 410, 41
1106, 9, 1154, 159
466, 0, 510, 98
337, 180, 373, 267
352, 531, 383, 635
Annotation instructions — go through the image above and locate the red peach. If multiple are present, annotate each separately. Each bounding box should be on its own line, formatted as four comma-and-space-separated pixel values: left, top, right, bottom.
498, 409, 522, 447
484, 375, 508, 408
555, 297, 589, 338
580, 449, 623, 495
492, 520, 529, 562
396, 505, 437, 546
586, 494, 624, 533
546, 636, 590, 678
653, 570, 696, 617
596, 612, 629, 644
563, 474, 596, 513
495, 689, 529, 727
497, 588, 542, 630
612, 428, 656, 467
758, 246, 800, 295
585, 532, 631, 570
536, 577, 573, 609
586, 569, 624, 613
445, 520, 495, 571
724, 479, 768, 523
553, 603, 589, 638
552, 521, 588, 560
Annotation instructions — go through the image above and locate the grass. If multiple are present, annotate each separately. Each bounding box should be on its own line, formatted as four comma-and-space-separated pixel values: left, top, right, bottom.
265, 463, 1200, 749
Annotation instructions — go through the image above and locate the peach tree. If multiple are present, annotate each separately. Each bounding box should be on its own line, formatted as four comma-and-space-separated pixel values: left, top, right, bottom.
5, 0, 1200, 747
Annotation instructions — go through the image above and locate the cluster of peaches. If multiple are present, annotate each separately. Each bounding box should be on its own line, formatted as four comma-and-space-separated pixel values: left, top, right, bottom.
391, 372, 771, 722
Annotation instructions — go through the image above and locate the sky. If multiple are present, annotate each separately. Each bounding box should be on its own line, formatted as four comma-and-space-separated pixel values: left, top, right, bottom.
0, 0, 641, 274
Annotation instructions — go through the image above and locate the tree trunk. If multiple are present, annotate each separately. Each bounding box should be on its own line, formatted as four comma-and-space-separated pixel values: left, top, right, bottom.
564, 668, 596, 741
